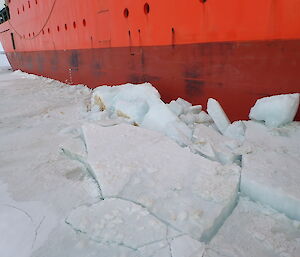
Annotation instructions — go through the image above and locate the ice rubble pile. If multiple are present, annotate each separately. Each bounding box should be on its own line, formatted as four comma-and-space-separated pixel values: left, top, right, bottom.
90, 83, 249, 165
76, 82, 300, 256
91, 83, 192, 146
89, 84, 300, 168
1, 69, 299, 257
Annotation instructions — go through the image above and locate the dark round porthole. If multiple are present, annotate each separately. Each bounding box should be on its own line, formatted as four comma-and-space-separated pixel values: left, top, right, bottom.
124, 8, 129, 18
144, 3, 150, 14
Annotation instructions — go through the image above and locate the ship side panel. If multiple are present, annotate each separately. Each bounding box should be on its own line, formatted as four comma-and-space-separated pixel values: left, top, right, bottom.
1, 0, 300, 53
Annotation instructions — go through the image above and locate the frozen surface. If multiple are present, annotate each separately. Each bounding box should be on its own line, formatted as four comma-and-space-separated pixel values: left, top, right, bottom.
82, 123, 240, 241
205, 197, 300, 257
0, 70, 111, 257
66, 198, 205, 256
249, 93, 300, 128
242, 120, 300, 159
1, 69, 300, 256
0, 183, 57, 257
207, 98, 230, 134
240, 121, 300, 220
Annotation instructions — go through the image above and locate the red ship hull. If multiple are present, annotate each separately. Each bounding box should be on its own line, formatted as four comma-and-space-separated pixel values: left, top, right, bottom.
7, 39, 300, 121
1, 0, 300, 120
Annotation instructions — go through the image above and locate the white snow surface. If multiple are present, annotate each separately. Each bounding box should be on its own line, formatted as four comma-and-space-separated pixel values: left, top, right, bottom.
249, 93, 300, 128
0, 69, 300, 256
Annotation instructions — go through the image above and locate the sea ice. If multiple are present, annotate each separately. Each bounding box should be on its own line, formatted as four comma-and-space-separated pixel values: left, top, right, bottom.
192, 124, 241, 165
91, 83, 192, 146
241, 148, 300, 220
242, 121, 300, 159
66, 197, 205, 257
240, 121, 300, 220
223, 120, 246, 142
167, 100, 184, 116
207, 98, 231, 134
66, 198, 178, 249
205, 197, 300, 257
249, 93, 300, 128
81, 123, 241, 241
198, 111, 213, 124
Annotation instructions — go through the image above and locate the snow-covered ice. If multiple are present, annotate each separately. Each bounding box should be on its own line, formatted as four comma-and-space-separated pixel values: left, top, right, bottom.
91, 83, 192, 146
0, 68, 300, 256
205, 197, 300, 257
191, 124, 241, 164
249, 93, 300, 128
81, 123, 240, 242
240, 121, 300, 220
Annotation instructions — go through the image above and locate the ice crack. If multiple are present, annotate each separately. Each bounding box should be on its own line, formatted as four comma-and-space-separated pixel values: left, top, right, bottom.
60, 147, 104, 200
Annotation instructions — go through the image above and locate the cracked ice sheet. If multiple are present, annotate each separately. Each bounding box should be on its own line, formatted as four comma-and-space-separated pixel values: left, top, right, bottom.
240, 121, 300, 220
0, 182, 58, 257
204, 197, 300, 257
66, 198, 204, 257
0, 70, 107, 256
82, 123, 241, 241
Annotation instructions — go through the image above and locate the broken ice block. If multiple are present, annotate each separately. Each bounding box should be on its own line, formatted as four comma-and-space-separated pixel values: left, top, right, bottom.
224, 120, 246, 142
241, 149, 300, 221
192, 124, 241, 165
167, 100, 184, 116
207, 98, 231, 134
175, 98, 192, 113
249, 93, 299, 128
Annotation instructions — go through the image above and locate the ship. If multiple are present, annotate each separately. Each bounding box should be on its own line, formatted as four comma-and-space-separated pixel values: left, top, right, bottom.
0, 0, 299, 120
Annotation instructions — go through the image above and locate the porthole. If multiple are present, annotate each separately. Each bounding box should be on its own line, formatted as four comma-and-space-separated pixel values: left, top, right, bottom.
64, 24, 68, 30
83, 19, 86, 26
22, 5, 25, 12
57, 26, 60, 32
28, 1, 31, 8
28, 33, 31, 37
144, 3, 150, 14
17, 8, 19, 15
35, 0, 38, 4
47, 28, 50, 34
42, 29, 44, 35
73, 21, 76, 29
123, 8, 129, 18
33, 32, 35, 36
